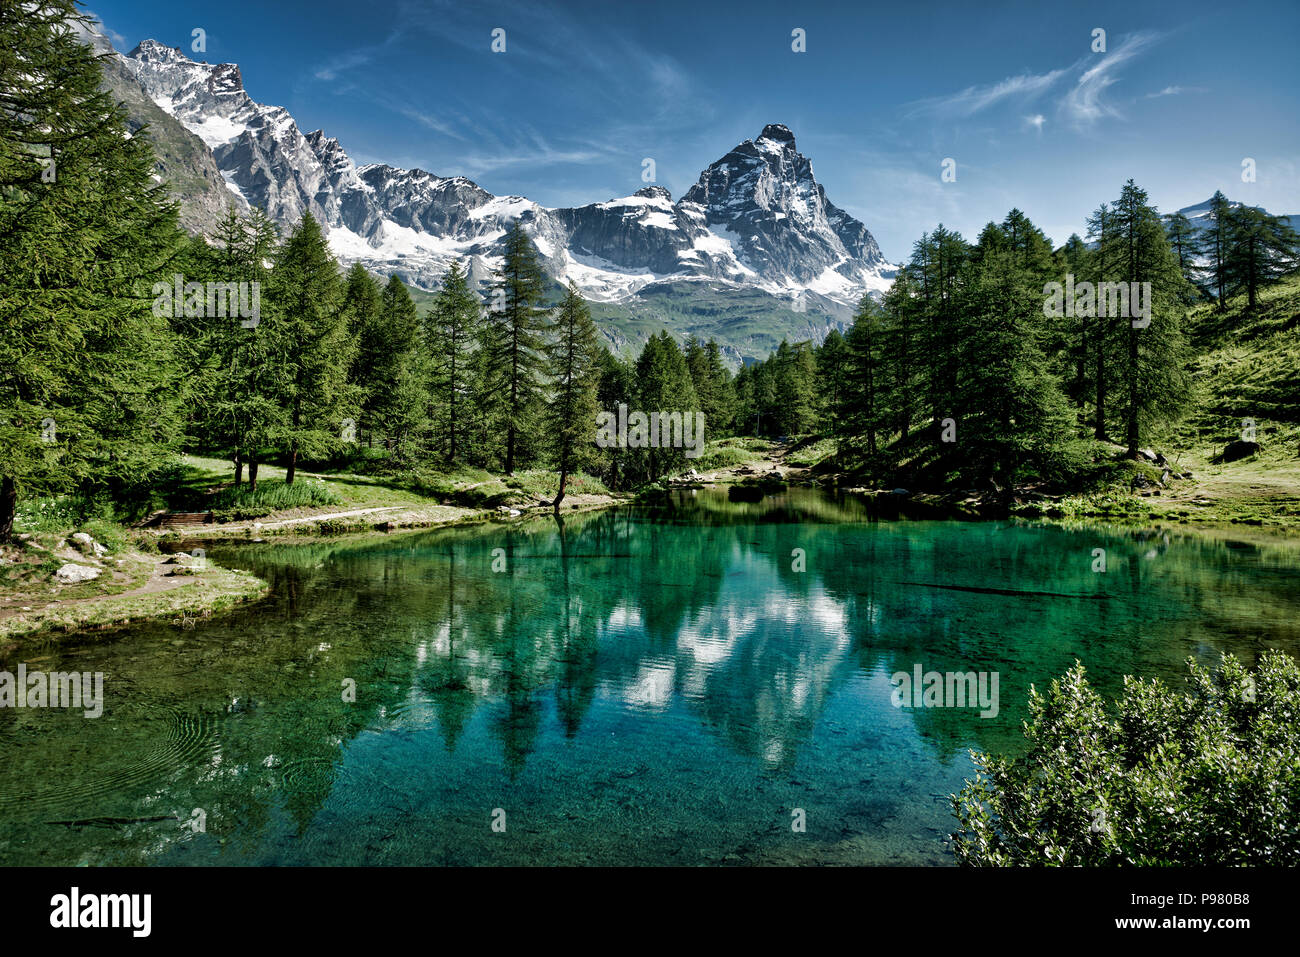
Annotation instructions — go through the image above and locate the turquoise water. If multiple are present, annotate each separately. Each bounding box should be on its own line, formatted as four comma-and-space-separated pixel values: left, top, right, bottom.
2, 488, 1298, 865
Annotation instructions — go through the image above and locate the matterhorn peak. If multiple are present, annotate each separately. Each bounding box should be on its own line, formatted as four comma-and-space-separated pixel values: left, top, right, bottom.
757, 123, 797, 147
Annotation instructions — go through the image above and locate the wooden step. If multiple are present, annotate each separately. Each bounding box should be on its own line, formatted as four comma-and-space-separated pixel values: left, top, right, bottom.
154, 511, 213, 528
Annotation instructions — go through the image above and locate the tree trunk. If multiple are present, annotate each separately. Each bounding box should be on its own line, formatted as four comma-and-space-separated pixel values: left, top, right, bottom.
286, 399, 300, 485
1094, 330, 1107, 441
553, 466, 568, 514
249, 459, 259, 492
0, 475, 16, 543
1126, 327, 1140, 456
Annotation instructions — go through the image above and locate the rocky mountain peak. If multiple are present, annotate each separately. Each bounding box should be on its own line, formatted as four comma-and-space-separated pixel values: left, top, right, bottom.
635, 185, 672, 202
129, 39, 189, 63
758, 123, 796, 146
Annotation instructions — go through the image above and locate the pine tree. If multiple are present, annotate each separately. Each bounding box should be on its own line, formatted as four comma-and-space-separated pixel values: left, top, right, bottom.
546, 283, 603, 510
634, 333, 699, 479
1, 0, 186, 539
1204, 191, 1233, 311
770, 340, 819, 435
960, 219, 1077, 486
685, 335, 735, 435
263, 213, 354, 484
1109, 180, 1192, 457
1084, 202, 1119, 440
197, 204, 280, 485
341, 262, 382, 447
1162, 212, 1203, 289
368, 275, 424, 458
816, 328, 849, 456
906, 225, 970, 446
879, 268, 922, 442
595, 349, 635, 489
487, 221, 548, 474
428, 260, 480, 465
1224, 205, 1300, 310
843, 297, 887, 466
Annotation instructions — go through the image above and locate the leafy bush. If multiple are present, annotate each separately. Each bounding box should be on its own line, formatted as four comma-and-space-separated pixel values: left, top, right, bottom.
952, 651, 1300, 865
210, 479, 341, 512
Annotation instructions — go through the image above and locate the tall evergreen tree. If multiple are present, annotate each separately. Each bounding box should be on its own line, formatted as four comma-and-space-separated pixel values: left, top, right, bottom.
1224, 205, 1300, 310
770, 340, 819, 435
1109, 180, 1192, 456
546, 283, 603, 510
1084, 202, 1119, 440
685, 336, 735, 436
486, 221, 548, 474
1162, 211, 1203, 290
1, 0, 185, 539
1204, 190, 1233, 311
366, 275, 424, 458
199, 205, 280, 485
961, 218, 1077, 486
263, 213, 354, 483
595, 349, 635, 489
634, 332, 699, 479
843, 297, 886, 465
340, 262, 382, 448
880, 268, 922, 442
816, 328, 849, 455
1057, 232, 1093, 409
428, 260, 480, 465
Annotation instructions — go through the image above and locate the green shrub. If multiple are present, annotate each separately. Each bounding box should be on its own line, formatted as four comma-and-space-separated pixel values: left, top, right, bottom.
211, 506, 276, 523
952, 651, 1300, 865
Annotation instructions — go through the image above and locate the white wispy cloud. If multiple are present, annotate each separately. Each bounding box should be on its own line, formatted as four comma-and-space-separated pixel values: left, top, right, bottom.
905, 68, 1069, 118
1145, 85, 1205, 98
306, 0, 707, 182
902, 30, 1165, 132
1061, 31, 1162, 126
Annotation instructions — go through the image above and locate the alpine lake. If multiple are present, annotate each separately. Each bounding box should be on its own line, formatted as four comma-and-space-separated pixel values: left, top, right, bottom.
2, 487, 1297, 866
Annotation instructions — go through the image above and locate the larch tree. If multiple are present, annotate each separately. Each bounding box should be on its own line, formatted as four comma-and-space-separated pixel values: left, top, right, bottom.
263, 213, 354, 484
428, 259, 480, 465
0, 0, 185, 539
487, 221, 548, 474
546, 283, 603, 511
1225, 205, 1300, 311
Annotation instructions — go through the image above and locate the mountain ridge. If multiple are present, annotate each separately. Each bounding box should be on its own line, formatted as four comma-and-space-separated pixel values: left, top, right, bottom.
103, 35, 895, 323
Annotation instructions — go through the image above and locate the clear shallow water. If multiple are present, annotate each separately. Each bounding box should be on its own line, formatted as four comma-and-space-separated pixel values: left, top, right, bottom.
2, 488, 1298, 866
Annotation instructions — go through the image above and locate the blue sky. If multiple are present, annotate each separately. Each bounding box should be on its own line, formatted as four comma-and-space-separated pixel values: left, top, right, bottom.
89, 0, 1300, 261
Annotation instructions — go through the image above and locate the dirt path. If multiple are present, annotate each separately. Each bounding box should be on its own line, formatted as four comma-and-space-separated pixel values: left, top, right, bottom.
255, 505, 408, 529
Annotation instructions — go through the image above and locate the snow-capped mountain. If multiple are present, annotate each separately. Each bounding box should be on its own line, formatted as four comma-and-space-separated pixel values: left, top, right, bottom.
1175, 196, 1300, 236
106, 39, 893, 315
